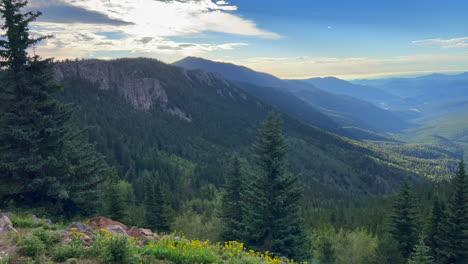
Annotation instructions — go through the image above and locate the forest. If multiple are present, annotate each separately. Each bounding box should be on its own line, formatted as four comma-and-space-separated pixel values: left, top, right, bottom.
0, 1, 467, 264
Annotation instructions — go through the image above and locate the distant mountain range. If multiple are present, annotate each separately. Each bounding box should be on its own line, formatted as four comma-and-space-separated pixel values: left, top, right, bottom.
173, 57, 410, 134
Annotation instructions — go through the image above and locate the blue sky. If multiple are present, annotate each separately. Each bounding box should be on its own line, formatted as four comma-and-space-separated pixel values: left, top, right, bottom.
25, 0, 468, 79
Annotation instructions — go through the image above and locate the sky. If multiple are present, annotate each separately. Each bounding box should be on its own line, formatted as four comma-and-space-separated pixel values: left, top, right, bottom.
18, 0, 468, 79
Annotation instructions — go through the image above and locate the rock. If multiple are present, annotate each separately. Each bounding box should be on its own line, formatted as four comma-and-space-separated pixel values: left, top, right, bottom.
0, 214, 17, 234
87, 217, 128, 231
104, 225, 129, 237
67, 222, 94, 235
127, 227, 156, 239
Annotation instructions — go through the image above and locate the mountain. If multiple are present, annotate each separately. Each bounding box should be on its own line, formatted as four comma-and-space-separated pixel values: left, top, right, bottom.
174, 57, 345, 135
352, 72, 468, 108
173, 57, 410, 134
54, 58, 457, 197
298, 77, 400, 108
173, 56, 285, 88
284, 80, 411, 133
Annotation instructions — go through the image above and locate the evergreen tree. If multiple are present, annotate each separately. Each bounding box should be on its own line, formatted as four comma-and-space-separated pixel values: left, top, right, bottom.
242, 112, 308, 260
220, 156, 244, 241
144, 178, 171, 233
105, 180, 127, 222
443, 161, 468, 264
427, 197, 448, 263
407, 234, 434, 264
390, 180, 417, 259
0, 0, 109, 217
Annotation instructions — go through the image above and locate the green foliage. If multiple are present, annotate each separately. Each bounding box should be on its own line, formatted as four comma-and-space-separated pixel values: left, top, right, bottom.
19, 236, 46, 257
373, 234, 405, 264
242, 113, 308, 260
10, 215, 48, 228
32, 228, 62, 249
144, 239, 221, 264
105, 179, 128, 223
0, 0, 110, 218
311, 227, 378, 264
390, 180, 417, 259
172, 210, 223, 242
427, 197, 447, 263
442, 161, 468, 264
51, 240, 86, 262
144, 176, 171, 233
220, 156, 245, 241
407, 234, 433, 264
99, 235, 137, 264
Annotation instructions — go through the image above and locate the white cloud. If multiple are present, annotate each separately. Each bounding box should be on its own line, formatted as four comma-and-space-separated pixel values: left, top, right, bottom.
412, 37, 468, 49
235, 53, 468, 79
25, 0, 276, 59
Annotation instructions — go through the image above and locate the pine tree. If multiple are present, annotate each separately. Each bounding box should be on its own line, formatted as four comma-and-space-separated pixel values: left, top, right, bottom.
443, 161, 468, 264
390, 180, 417, 259
242, 112, 308, 260
427, 197, 448, 263
105, 180, 127, 222
144, 178, 171, 233
0, 0, 109, 217
220, 156, 244, 241
407, 234, 434, 264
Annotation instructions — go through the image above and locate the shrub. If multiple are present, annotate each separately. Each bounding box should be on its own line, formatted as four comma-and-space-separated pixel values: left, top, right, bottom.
51, 240, 86, 262
99, 234, 138, 264
10, 215, 48, 228
144, 238, 221, 264
32, 228, 62, 248
18, 236, 46, 257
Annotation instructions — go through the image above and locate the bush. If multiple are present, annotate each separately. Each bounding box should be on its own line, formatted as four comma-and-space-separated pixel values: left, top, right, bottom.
18, 236, 46, 257
32, 228, 62, 248
51, 240, 86, 262
99, 234, 138, 264
144, 238, 221, 264
10, 215, 48, 228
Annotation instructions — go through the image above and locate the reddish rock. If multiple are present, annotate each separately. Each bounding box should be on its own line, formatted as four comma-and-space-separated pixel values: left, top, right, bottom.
127, 227, 155, 239
87, 217, 128, 231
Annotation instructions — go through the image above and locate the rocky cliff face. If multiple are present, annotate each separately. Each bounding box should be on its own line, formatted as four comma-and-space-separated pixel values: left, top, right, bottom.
54, 59, 239, 122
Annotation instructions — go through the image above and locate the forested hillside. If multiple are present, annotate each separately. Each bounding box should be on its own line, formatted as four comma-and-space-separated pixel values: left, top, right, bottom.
54, 58, 456, 199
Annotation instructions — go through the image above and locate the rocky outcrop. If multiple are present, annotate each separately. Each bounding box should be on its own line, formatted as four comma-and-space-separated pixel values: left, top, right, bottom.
54, 60, 168, 110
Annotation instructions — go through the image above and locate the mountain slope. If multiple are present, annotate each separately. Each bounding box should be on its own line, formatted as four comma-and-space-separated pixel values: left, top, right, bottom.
174, 57, 345, 135
173, 57, 410, 134
55, 59, 456, 198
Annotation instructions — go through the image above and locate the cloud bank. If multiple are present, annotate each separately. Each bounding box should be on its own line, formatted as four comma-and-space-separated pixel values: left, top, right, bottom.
26, 0, 278, 59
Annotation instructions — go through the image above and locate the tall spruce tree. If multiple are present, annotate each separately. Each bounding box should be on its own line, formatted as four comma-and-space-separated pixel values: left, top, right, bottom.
0, 0, 108, 217
407, 234, 434, 264
390, 180, 417, 259
443, 161, 468, 264
144, 177, 171, 233
427, 197, 448, 263
220, 156, 244, 241
242, 112, 308, 260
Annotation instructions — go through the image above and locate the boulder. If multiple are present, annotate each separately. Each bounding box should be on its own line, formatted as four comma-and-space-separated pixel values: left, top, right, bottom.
67, 222, 94, 235
127, 227, 156, 239
104, 225, 129, 237
87, 217, 128, 231
0, 214, 17, 234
